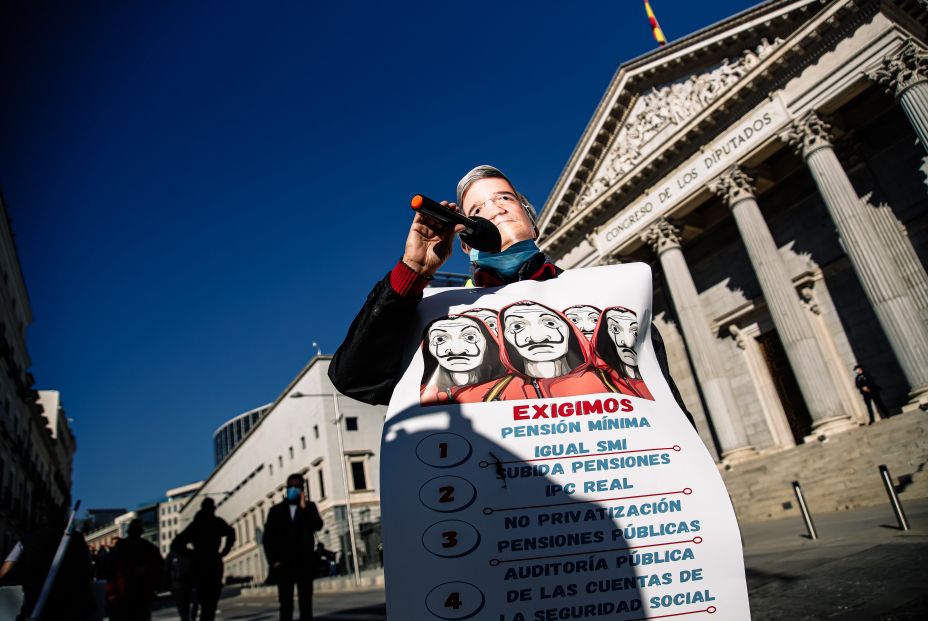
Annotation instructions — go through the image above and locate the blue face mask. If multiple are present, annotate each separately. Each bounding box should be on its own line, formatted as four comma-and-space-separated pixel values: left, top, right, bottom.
470, 240, 540, 278
286, 486, 301, 503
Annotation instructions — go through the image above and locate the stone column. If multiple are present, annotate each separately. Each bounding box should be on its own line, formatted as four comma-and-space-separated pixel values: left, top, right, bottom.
782, 113, 928, 405
641, 219, 756, 462
868, 40, 928, 153
864, 194, 928, 326
708, 167, 855, 435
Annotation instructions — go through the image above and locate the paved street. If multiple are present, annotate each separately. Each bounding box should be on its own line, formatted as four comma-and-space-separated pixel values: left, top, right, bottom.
148, 499, 927, 620
742, 498, 928, 620
151, 588, 387, 621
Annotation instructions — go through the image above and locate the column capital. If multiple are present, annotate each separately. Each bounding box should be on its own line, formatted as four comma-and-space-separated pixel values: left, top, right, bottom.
781, 112, 833, 158
641, 218, 682, 255
597, 250, 624, 266
867, 39, 928, 99
708, 166, 756, 207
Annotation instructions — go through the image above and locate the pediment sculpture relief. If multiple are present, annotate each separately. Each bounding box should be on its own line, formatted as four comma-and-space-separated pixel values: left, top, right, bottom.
572, 37, 783, 215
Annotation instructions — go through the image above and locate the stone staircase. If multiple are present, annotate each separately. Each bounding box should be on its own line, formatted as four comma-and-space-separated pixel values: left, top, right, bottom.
721, 411, 928, 523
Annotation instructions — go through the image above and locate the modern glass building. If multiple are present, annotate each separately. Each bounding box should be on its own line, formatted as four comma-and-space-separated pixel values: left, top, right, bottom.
213, 405, 270, 465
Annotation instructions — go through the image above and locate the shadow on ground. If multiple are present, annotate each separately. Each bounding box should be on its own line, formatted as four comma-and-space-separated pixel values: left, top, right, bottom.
744, 567, 800, 590
316, 602, 387, 620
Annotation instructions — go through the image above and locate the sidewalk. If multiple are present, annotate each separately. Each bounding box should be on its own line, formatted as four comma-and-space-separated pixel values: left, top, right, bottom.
742, 497, 928, 620
240, 566, 385, 598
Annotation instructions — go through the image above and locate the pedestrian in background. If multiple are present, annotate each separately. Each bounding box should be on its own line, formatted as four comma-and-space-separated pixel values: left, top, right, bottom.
109, 518, 163, 621
164, 546, 199, 621
854, 364, 890, 423
172, 498, 235, 621
262, 473, 324, 621
313, 542, 335, 579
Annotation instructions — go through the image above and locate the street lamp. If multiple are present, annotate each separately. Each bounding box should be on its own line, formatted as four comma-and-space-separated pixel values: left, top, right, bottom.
290, 390, 362, 586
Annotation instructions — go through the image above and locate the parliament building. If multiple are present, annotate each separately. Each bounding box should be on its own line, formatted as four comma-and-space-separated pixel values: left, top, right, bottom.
537, 0, 928, 515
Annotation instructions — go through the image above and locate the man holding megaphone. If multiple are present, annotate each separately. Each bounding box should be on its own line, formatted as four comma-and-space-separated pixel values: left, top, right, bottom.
328, 164, 692, 419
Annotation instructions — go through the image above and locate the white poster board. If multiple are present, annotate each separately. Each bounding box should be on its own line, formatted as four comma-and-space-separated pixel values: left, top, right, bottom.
381, 264, 750, 620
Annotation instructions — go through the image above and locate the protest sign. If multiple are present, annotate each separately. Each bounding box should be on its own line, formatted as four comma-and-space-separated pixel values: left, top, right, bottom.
382, 264, 750, 620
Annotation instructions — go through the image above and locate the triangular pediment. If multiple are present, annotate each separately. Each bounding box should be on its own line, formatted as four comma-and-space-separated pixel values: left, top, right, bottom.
537, 0, 838, 247
575, 37, 784, 212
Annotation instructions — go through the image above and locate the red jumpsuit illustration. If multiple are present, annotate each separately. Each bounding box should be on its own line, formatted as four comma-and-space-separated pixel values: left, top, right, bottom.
419, 314, 505, 406
480, 301, 615, 401
590, 305, 654, 401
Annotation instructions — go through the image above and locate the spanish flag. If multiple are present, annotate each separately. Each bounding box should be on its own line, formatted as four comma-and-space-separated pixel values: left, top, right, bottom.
645, 0, 667, 47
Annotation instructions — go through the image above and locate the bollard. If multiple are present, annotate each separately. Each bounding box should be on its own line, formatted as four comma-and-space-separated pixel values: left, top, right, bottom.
878, 465, 910, 531
792, 481, 818, 540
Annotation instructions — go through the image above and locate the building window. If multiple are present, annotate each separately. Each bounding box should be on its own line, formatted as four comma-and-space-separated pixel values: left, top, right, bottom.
269, 463, 273, 476
345, 417, 358, 431
289, 446, 294, 459
317, 468, 325, 499
278, 455, 283, 468
313, 425, 319, 439
350, 461, 367, 491
300, 436, 306, 449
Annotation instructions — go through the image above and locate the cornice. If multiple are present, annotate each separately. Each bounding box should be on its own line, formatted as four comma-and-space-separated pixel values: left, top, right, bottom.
539, 0, 879, 258
867, 36, 928, 96
538, 0, 827, 239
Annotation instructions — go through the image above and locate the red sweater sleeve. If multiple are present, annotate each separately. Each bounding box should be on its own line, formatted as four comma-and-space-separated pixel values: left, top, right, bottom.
389, 260, 430, 297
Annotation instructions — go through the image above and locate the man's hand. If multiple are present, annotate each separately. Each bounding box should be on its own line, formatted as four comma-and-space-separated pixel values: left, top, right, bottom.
402, 201, 465, 278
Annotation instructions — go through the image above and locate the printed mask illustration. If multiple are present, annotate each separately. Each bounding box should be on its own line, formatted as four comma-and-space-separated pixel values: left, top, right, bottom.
428, 316, 486, 373
592, 305, 654, 400
461, 308, 498, 335
500, 301, 584, 379
606, 307, 639, 370
420, 315, 502, 405
564, 304, 601, 340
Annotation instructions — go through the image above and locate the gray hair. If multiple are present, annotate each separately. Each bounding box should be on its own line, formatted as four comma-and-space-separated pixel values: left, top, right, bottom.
456, 165, 537, 227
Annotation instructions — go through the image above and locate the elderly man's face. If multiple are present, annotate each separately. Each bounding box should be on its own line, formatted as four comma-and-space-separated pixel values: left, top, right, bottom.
502, 304, 569, 363
565, 305, 600, 340
605, 309, 639, 366
462, 178, 536, 252
463, 309, 498, 335
428, 317, 487, 373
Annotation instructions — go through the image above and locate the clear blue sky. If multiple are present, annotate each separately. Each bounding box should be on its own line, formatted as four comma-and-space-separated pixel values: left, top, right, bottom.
1, 1, 759, 512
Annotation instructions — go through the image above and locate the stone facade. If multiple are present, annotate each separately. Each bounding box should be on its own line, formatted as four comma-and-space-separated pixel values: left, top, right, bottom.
179, 356, 386, 582
0, 198, 75, 555
538, 0, 928, 474
159, 481, 202, 556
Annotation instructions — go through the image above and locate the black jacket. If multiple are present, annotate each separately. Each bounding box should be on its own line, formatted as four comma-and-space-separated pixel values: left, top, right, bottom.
855, 372, 881, 395
328, 258, 695, 426
262, 501, 324, 570
171, 510, 235, 564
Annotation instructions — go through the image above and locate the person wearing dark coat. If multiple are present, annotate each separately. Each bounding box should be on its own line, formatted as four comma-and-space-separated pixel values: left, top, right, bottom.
262, 472, 324, 621
164, 546, 198, 621
854, 364, 890, 423
109, 518, 164, 621
328, 165, 694, 428
172, 498, 235, 621
313, 543, 336, 578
